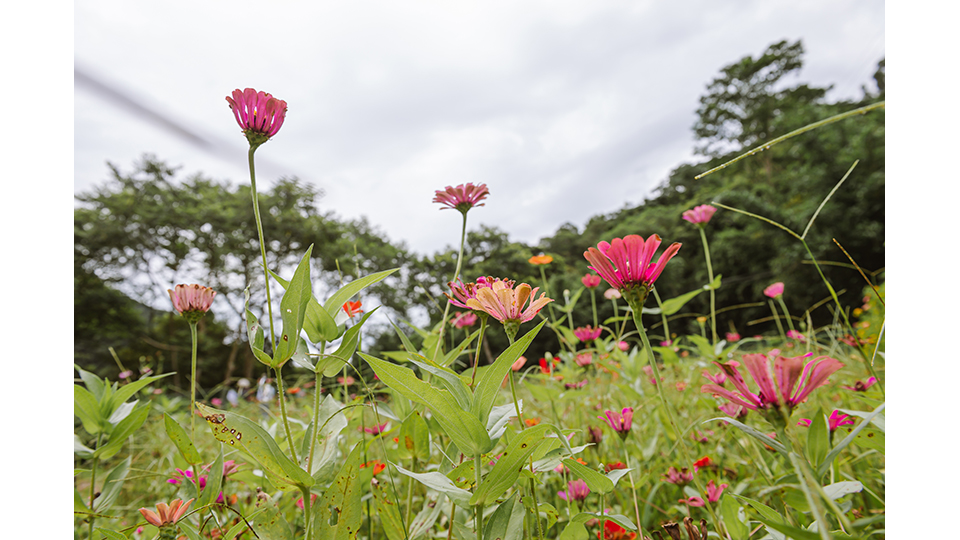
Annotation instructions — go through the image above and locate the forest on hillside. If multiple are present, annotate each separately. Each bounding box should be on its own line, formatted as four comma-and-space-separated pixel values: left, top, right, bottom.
74, 40, 884, 395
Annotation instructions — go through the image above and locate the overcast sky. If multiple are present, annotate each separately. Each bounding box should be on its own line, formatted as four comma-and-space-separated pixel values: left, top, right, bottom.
74, 1, 884, 256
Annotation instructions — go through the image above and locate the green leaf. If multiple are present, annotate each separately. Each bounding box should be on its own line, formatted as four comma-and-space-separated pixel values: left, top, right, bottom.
720, 494, 749, 540
823, 481, 863, 500
75, 488, 89, 512
483, 495, 526, 540
75, 365, 105, 400
244, 289, 274, 366
250, 500, 293, 540
361, 352, 491, 455
317, 309, 377, 377
686, 334, 718, 359
440, 327, 479, 368
95, 402, 150, 460
389, 318, 421, 355
196, 402, 314, 491
323, 268, 399, 315
486, 402, 520, 441
300, 395, 350, 484
816, 402, 885, 478
271, 266, 339, 344
96, 528, 128, 540
94, 457, 131, 512
198, 446, 225, 508
273, 246, 314, 366
410, 357, 473, 412
398, 411, 431, 462
409, 492, 446, 540
470, 424, 558, 506
729, 493, 786, 526
371, 473, 406, 540
472, 320, 546, 426
396, 464, 473, 508
164, 413, 203, 465
644, 280, 717, 316
311, 442, 364, 540
75, 385, 103, 435
704, 417, 788, 457
806, 409, 830, 472
107, 373, 173, 415
563, 458, 614, 494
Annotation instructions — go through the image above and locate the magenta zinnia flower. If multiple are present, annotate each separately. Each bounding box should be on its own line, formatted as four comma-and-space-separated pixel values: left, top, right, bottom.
139, 498, 194, 528
558, 479, 590, 502
682, 204, 717, 226
584, 234, 681, 309
704, 480, 728, 503
798, 410, 856, 432
575, 353, 593, 367
433, 183, 490, 214
451, 311, 478, 329
598, 407, 633, 440
842, 377, 878, 392
168, 284, 216, 323
226, 88, 288, 148
573, 325, 603, 342
581, 273, 602, 288
763, 282, 784, 299
662, 466, 693, 485
701, 351, 844, 416
445, 276, 501, 310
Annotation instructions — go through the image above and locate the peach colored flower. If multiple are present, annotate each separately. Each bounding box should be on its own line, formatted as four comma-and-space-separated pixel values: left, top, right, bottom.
465, 280, 553, 324
682, 204, 717, 225
168, 284, 216, 319
139, 498, 194, 528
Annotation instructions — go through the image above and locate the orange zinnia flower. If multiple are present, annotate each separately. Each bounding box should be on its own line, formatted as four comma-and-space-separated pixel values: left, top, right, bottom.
528, 254, 553, 265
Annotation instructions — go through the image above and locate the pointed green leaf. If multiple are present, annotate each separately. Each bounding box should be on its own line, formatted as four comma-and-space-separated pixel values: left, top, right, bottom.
317, 309, 377, 377
483, 495, 526, 540
395, 464, 473, 507
398, 411, 431, 462
311, 442, 364, 540
563, 458, 614, 494
75, 365, 105, 400
816, 402, 885, 478
96, 529, 128, 540
409, 492, 446, 540
301, 395, 349, 485
244, 288, 274, 366
196, 402, 314, 491
198, 446, 225, 508
440, 327, 479, 367
251, 500, 293, 540
472, 320, 546, 425
270, 266, 339, 344
323, 268, 399, 315
704, 417, 788, 457
95, 402, 150, 460
389, 317, 420, 355
371, 474, 406, 540
273, 246, 314, 366
720, 494, 749, 540
806, 409, 830, 472
75, 385, 103, 435
470, 424, 555, 506
164, 413, 202, 465
410, 357, 472, 411
107, 373, 173, 415
94, 457, 131, 512
361, 352, 491, 455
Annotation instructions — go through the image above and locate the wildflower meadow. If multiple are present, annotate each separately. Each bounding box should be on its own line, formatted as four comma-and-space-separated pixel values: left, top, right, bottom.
73, 49, 885, 540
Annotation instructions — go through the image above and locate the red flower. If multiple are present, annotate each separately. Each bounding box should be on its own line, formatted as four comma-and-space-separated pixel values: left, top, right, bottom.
598, 519, 637, 540
692, 456, 713, 472
343, 301, 363, 318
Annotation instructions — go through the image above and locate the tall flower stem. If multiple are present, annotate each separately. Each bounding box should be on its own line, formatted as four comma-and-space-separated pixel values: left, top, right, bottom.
306, 343, 327, 475
697, 227, 717, 346
189, 322, 199, 438
474, 453, 484, 540
87, 434, 102, 540
589, 289, 598, 328
434, 213, 469, 362
504, 335, 545, 540
618, 437, 644, 540
651, 289, 670, 343
247, 147, 278, 355
631, 309, 724, 535
273, 365, 298, 464
776, 296, 796, 333
768, 299, 787, 343
470, 316, 488, 387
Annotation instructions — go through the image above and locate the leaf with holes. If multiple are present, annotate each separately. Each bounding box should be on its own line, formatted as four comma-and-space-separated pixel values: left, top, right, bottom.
310, 442, 364, 540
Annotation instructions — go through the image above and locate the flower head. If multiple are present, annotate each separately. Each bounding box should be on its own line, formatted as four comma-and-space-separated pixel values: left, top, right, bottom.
139, 498, 194, 528
566, 379, 588, 390
168, 284, 216, 323
718, 402, 747, 419
539, 357, 558, 375
451, 311, 478, 329
584, 235, 681, 310
798, 410, 856, 432
693, 456, 713, 472
226, 88, 287, 149
617, 341, 630, 352
559, 479, 590, 502
787, 330, 806, 342
682, 204, 717, 226
604, 461, 626, 472
361, 460, 387, 475
702, 368, 728, 386
662, 466, 693, 485
581, 273, 602, 288
598, 519, 637, 540
445, 276, 501, 310
598, 407, 633, 440
433, 183, 490, 214
575, 353, 593, 367
701, 351, 844, 417
512, 356, 527, 371
465, 280, 553, 340
704, 480, 728, 503
573, 326, 603, 342
529, 254, 554, 265
842, 377, 878, 392
603, 288, 621, 300
726, 332, 741, 342
363, 422, 389, 435
343, 301, 363, 318
764, 282, 785, 299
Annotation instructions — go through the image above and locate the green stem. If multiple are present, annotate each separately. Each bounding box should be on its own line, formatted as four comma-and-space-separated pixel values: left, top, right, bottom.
589, 289, 598, 328
632, 312, 724, 536
769, 299, 787, 343
405, 456, 416, 529
470, 316, 488, 387
651, 289, 670, 343
87, 434, 102, 540
434, 212, 469, 362
306, 343, 327, 476
620, 440, 644, 540
273, 365, 298, 464
301, 485, 313, 539
247, 147, 277, 355
698, 227, 717, 346
189, 322, 199, 439
475, 453, 484, 540
776, 296, 796, 333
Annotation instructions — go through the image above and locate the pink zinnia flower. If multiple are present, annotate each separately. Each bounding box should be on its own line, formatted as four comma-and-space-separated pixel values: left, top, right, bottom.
210, 398, 223, 407
565, 380, 588, 390
725, 332, 741, 342
662, 466, 693, 485
139, 498, 194, 528
559, 479, 590, 502
575, 353, 593, 367
681, 204, 717, 226
702, 368, 729, 386
168, 284, 216, 322
680, 496, 705, 507
573, 326, 603, 342
445, 276, 500, 310
701, 351, 844, 414
451, 311, 478, 329
433, 183, 490, 214
598, 407, 633, 439
787, 330, 806, 342
226, 88, 287, 147
704, 480, 728, 502
512, 356, 527, 371
718, 402, 747, 419
465, 280, 553, 328
798, 410, 856, 432
168, 468, 206, 489
618, 341, 630, 352
581, 273, 602, 288
363, 422, 389, 435
842, 377, 878, 392
584, 235, 681, 308
603, 288, 621, 300
763, 282, 784, 299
